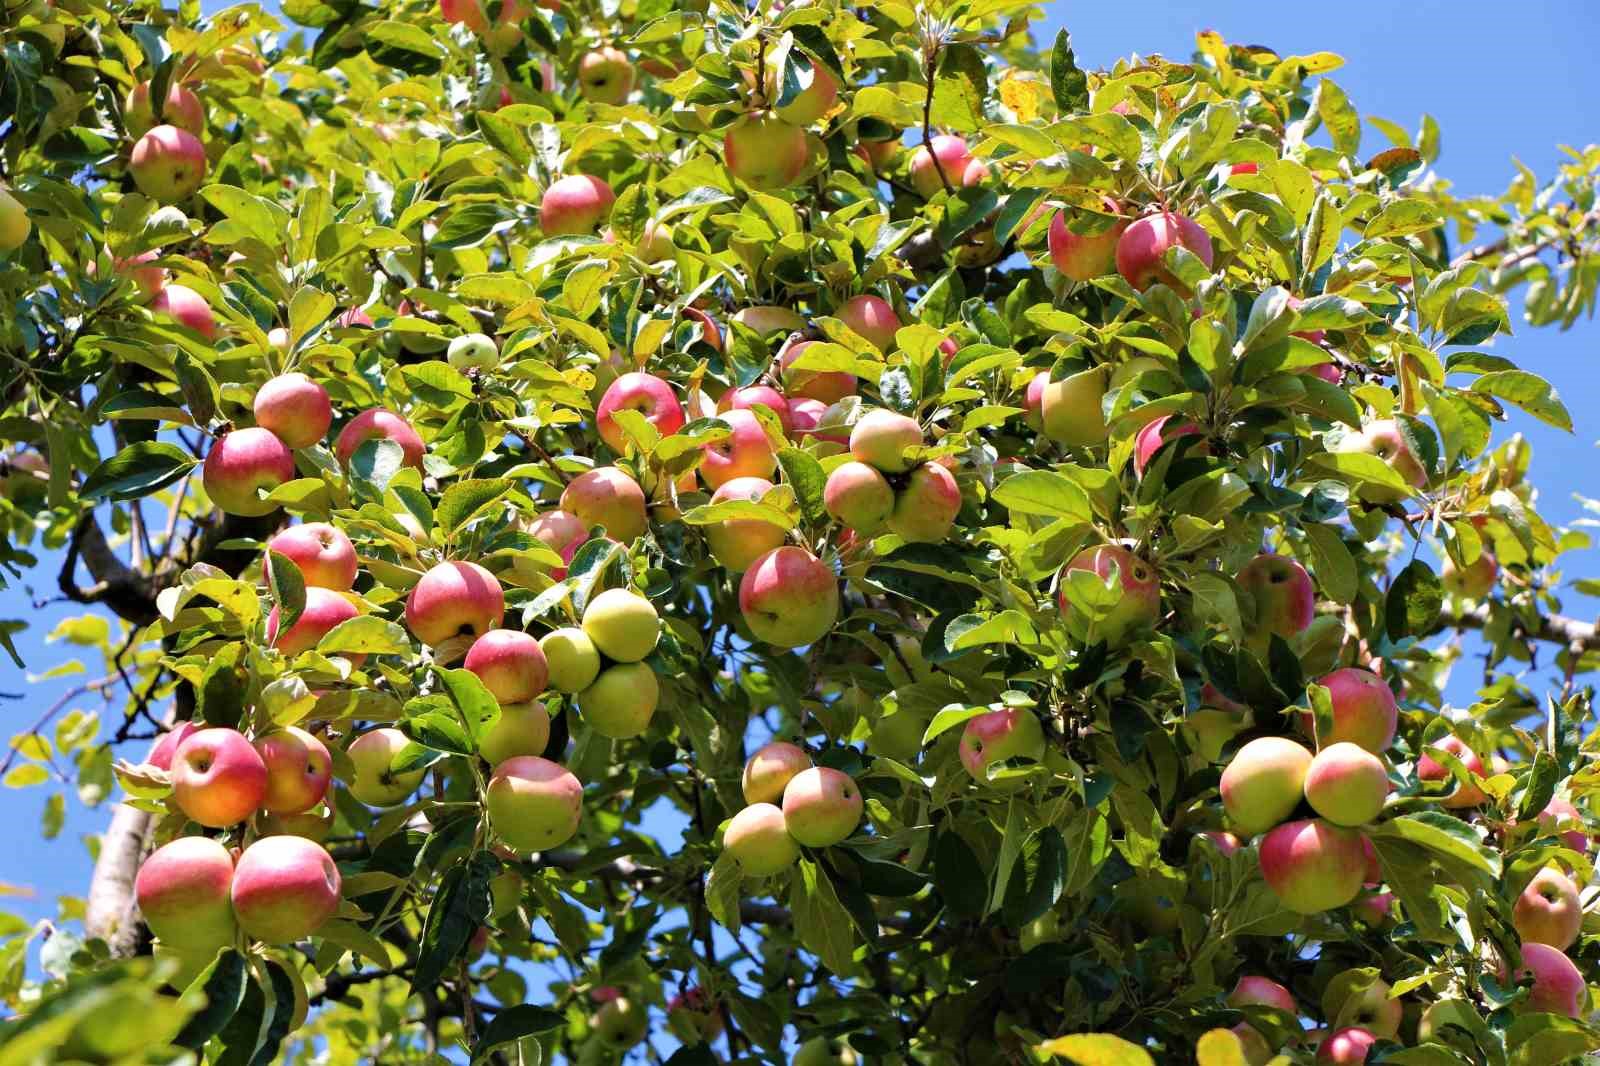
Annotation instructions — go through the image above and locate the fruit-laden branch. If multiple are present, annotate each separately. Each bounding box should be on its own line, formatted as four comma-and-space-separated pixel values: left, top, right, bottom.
1437, 604, 1600, 652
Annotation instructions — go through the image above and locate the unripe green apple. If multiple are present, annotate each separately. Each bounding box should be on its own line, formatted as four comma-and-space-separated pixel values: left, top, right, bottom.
723, 110, 809, 191
479, 702, 552, 767
1219, 736, 1313, 837
1330, 973, 1402, 1040
794, 1036, 859, 1066
724, 801, 799, 875
781, 766, 862, 847
1302, 742, 1389, 826
578, 662, 659, 739
490, 869, 523, 920
1442, 550, 1498, 599
591, 994, 648, 1047
704, 476, 787, 572
581, 588, 660, 663
1183, 707, 1248, 763
347, 727, 427, 807
1039, 365, 1110, 446
540, 627, 602, 693
447, 332, 497, 371
0, 185, 30, 252
577, 46, 634, 106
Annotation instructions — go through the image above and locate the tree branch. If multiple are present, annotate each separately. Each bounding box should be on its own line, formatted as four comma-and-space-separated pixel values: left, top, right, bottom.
1436, 604, 1600, 652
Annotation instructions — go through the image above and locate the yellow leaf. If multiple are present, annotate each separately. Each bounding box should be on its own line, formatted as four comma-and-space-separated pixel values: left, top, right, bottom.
999, 71, 1043, 123
1196, 1028, 1248, 1066
1035, 1033, 1155, 1066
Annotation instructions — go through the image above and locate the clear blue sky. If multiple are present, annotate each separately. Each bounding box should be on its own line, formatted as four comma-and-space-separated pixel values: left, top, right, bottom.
2, 0, 1597, 1045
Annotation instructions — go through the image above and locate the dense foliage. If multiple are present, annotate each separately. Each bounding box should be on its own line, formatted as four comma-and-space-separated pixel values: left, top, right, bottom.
3, 0, 1600, 1063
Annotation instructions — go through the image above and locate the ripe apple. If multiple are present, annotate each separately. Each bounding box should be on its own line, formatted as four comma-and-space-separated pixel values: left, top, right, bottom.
447, 333, 498, 372
1353, 885, 1394, 926
253, 372, 332, 450
150, 283, 216, 338
337, 306, 374, 328
464, 629, 549, 703
577, 46, 634, 105
171, 727, 269, 828
1258, 818, 1367, 914
1229, 975, 1295, 1014
541, 174, 615, 236
739, 546, 838, 648
347, 727, 426, 806
579, 662, 659, 738
1311, 668, 1398, 753
718, 384, 792, 435
1513, 866, 1582, 950
1133, 415, 1205, 478
405, 560, 504, 647
704, 477, 787, 572
254, 726, 333, 815
838, 294, 901, 352
1237, 553, 1316, 650
794, 1037, 859, 1066
526, 509, 587, 578
1115, 211, 1215, 292
130, 125, 208, 203
1303, 742, 1389, 827
632, 219, 674, 263
1048, 200, 1127, 281
1198, 830, 1242, 856
1219, 736, 1313, 836
485, 755, 584, 852
908, 134, 972, 197
723, 110, 809, 191
958, 708, 1046, 789
267, 587, 359, 658
0, 185, 30, 252
591, 994, 647, 1048
1039, 365, 1110, 446
790, 398, 847, 449
742, 741, 812, 805
1056, 544, 1161, 647
561, 466, 648, 541
335, 408, 426, 469
125, 80, 205, 138
134, 836, 237, 952
767, 58, 838, 126
781, 766, 862, 846
267, 523, 358, 591
701, 408, 777, 488
479, 703, 552, 767
1536, 797, 1589, 853
540, 627, 602, 693
230, 836, 342, 943
1316, 1028, 1376, 1064
780, 339, 856, 403
582, 588, 660, 662
1417, 734, 1486, 808
595, 372, 685, 453
438, 0, 526, 50
1512, 942, 1586, 1017
849, 408, 922, 472
723, 802, 800, 876
1334, 420, 1428, 502
1442, 550, 1498, 599
824, 461, 895, 534
148, 722, 201, 771
889, 462, 961, 543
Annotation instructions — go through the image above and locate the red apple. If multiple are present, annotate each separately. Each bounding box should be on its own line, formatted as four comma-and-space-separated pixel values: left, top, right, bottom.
1335, 420, 1427, 502
486, 755, 584, 852
959, 708, 1046, 789
171, 727, 269, 828
1115, 211, 1215, 292
465, 629, 549, 704
561, 467, 648, 542
267, 523, 358, 591
1513, 942, 1586, 1017
824, 461, 895, 535
405, 561, 505, 646
1229, 976, 1295, 1014
1237, 553, 1316, 650
527, 509, 588, 578
718, 384, 792, 435
723, 111, 809, 191
838, 294, 900, 352
130, 125, 207, 203
742, 741, 812, 805
1048, 200, 1127, 282
203, 427, 293, 517
1132, 415, 1205, 478
148, 722, 201, 772
889, 462, 961, 543
541, 174, 615, 236
1418, 734, 1486, 808
1258, 818, 1367, 914
136, 836, 238, 952
336, 408, 425, 469
1220, 736, 1313, 836
704, 477, 787, 572
781, 766, 862, 846
149, 283, 216, 339
125, 80, 205, 138
267, 586, 359, 658
1056, 544, 1161, 647
230, 835, 342, 943
789, 398, 847, 447
1536, 797, 1589, 853
596, 372, 685, 453
1316, 1028, 1375, 1064
253, 726, 333, 815
701, 408, 777, 489
1310, 668, 1398, 753
438, 0, 526, 50
739, 546, 838, 648
254, 373, 332, 449
908, 134, 972, 197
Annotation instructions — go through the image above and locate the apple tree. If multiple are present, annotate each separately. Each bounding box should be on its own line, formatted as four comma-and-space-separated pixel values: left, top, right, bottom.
3, 0, 1600, 1063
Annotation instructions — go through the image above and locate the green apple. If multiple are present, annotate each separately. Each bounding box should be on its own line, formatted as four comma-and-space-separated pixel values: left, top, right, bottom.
581, 588, 660, 663
540, 627, 602, 693
1219, 736, 1312, 836
578, 662, 659, 738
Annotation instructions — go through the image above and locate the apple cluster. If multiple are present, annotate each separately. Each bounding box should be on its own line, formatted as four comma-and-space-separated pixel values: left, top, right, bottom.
722, 742, 863, 877
823, 409, 960, 544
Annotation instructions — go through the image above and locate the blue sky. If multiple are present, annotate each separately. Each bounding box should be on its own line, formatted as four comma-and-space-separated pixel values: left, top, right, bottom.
2, 0, 1597, 1049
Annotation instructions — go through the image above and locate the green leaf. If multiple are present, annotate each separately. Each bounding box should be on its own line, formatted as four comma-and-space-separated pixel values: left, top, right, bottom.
1301, 522, 1357, 604
433, 205, 517, 250
473, 1004, 564, 1063
317, 616, 411, 657
1049, 29, 1088, 113
1469, 371, 1572, 431
212, 963, 270, 1066
934, 830, 987, 919
174, 950, 248, 1049
789, 859, 858, 975
705, 850, 743, 934
200, 185, 291, 250
1370, 812, 1502, 879
434, 666, 502, 743
930, 43, 987, 133
1385, 558, 1443, 642
436, 477, 512, 534
264, 550, 307, 639
1002, 826, 1067, 927
1364, 200, 1441, 238
413, 852, 498, 994
1506, 1013, 1600, 1066
81, 442, 196, 502
992, 470, 1092, 520
1314, 79, 1361, 157
775, 447, 827, 526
